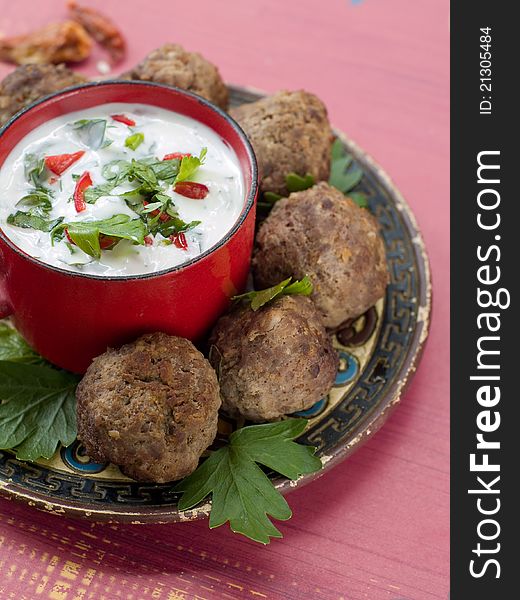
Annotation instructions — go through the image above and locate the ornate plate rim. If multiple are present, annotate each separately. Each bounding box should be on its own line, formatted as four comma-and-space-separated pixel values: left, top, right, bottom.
0, 85, 432, 523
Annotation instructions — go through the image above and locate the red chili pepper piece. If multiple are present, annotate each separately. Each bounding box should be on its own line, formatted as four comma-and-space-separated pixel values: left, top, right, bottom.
174, 181, 209, 199
144, 235, 153, 246
73, 171, 92, 213
163, 152, 191, 161
111, 114, 136, 126
143, 200, 170, 222
171, 232, 188, 250
65, 229, 75, 245
99, 235, 118, 250
44, 150, 85, 176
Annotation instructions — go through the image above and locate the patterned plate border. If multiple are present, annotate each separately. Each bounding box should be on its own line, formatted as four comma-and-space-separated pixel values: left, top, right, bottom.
0, 85, 431, 523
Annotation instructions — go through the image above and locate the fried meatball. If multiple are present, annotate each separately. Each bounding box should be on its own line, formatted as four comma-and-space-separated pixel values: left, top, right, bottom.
229, 90, 333, 195
76, 332, 221, 483
252, 182, 389, 328
121, 44, 228, 110
0, 64, 87, 126
209, 295, 338, 422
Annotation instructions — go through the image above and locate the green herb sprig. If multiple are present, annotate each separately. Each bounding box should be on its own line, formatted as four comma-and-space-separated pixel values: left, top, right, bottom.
233, 276, 313, 311
0, 323, 78, 461
72, 119, 107, 150
51, 214, 147, 259
0, 323, 44, 365
329, 138, 367, 207
175, 419, 322, 544
7, 184, 60, 232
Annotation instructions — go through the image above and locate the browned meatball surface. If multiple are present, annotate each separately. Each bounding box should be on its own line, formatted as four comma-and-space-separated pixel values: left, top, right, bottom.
121, 43, 228, 110
229, 90, 333, 195
76, 332, 221, 483
209, 295, 338, 422
253, 182, 389, 328
0, 63, 87, 126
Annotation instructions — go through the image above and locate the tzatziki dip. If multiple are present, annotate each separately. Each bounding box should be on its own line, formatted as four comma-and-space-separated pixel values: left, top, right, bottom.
0, 103, 244, 276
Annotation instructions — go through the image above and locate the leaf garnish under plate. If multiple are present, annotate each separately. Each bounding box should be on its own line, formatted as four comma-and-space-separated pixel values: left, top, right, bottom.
0, 361, 79, 461
175, 419, 322, 544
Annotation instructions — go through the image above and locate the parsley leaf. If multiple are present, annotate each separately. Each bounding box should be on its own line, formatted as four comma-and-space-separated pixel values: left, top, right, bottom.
0, 323, 43, 364
150, 158, 181, 183
127, 159, 157, 190
176, 148, 207, 182
175, 419, 322, 544
52, 215, 147, 259
125, 132, 145, 151
285, 172, 315, 193
72, 119, 107, 150
24, 153, 47, 187
102, 159, 132, 184
0, 361, 78, 461
83, 182, 117, 204
329, 138, 366, 207
233, 276, 313, 311
15, 189, 53, 216
155, 217, 201, 237
7, 212, 63, 232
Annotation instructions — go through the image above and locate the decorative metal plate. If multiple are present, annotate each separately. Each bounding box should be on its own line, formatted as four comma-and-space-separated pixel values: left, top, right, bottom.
0, 85, 431, 522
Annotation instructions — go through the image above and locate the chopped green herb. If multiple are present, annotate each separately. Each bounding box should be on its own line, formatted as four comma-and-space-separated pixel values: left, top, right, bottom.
263, 191, 283, 204
348, 192, 369, 208
285, 172, 315, 193
233, 276, 313, 311
72, 119, 107, 150
156, 217, 201, 238
102, 159, 132, 184
125, 132, 145, 151
175, 419, 322, 544
23, 154, 47, 187
51, 214, 147, 259
176, 148, 207, 183
7, 212, 63, 232
141, 201, 163, 214
84, 182, 117, 204
15, 189, 53, 216
0, 361, 78, 461
0, 322, 43, 365
329, 138, 365, 203
127, 159, 157, 190
149, 158, 181, 183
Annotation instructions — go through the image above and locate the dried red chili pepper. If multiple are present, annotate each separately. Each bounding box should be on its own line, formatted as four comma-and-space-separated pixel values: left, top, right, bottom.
44, 150, 85, 176
173, 181, 209, 199
111, 114, 135, 126
171, 232, 188, 250
73, 171, 92, 212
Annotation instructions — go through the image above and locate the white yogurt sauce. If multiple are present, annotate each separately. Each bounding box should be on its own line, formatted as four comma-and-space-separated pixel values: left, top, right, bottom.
0, 103, 244, 276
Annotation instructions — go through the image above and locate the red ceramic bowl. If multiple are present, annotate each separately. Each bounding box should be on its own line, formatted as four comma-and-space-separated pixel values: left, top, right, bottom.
0, 81, 258, 373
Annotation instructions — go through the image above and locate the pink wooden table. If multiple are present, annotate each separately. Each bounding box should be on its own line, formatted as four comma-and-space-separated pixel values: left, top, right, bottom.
0, 1, 450, 598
